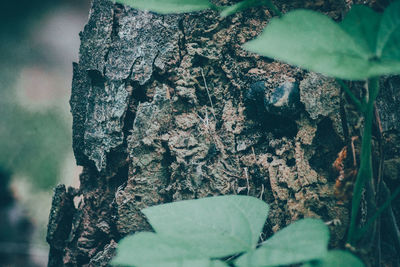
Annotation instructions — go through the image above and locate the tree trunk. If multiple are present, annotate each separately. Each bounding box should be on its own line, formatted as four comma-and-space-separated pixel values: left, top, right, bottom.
46, 0, 400, 266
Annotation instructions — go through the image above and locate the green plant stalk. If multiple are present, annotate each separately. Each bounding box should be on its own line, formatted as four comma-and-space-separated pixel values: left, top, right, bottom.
223, 0, 282, 17
336, 79, 363, 112
347, 77, 380, 246
209, 3, 224, 12
219, 0, 281, 17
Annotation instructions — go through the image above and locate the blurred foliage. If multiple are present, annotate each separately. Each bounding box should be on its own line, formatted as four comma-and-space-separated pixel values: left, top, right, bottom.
0, 1, 87, 265
0, 102, 70, 189
0, 0, 78, 190
0, 64, 70, 189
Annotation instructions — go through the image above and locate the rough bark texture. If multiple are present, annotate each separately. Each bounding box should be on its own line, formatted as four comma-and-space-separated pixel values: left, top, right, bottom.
47, 0, 400, 266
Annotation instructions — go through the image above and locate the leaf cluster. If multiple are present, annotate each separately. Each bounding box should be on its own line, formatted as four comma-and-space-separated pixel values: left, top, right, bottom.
112, 196, 363, 267
245, 1, 400, 80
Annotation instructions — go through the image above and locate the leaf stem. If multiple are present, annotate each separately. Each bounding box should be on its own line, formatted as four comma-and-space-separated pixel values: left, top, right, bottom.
336, 79, 363, 112
219, 0, 281, 17
347, 77, 380, 246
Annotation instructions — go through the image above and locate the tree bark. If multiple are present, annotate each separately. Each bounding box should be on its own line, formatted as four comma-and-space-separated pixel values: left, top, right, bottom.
46, 0, 400, 266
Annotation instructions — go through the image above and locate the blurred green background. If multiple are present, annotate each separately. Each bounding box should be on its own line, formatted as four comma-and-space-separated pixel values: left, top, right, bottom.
0, 0, 90, 265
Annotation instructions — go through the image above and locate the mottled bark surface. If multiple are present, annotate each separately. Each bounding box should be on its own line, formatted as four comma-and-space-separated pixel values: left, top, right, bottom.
47, 0, 400, 266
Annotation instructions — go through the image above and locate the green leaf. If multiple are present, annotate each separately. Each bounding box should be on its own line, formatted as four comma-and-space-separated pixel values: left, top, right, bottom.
244, 8, 400, 80
243, 10, 372, 80
142, 195, 269, 257
376, 0, 400, 60
112, 232, 229, 266
235, 218, 329, 267
115, 0, 212, 14
340, 5, 382, 56
302, 250, 365, 267
112, 232, 197, 266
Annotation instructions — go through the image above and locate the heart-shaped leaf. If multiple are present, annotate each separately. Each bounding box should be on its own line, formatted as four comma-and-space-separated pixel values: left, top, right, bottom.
243, 10, 370, 80
244, 4, 400, 80
339, 5, 382, 56
376, 0, 400, 60
142, 195, 269, 257
115, 0, 212, 14
112, 232, 229, 266
235, 218, 329, 267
